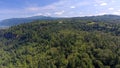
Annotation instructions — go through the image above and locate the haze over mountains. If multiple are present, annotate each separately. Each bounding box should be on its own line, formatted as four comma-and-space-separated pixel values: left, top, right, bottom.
0, 15, 120, 27
0, 16, 57, 27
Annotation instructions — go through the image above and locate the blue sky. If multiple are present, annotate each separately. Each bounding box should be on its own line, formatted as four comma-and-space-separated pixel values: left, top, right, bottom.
0, 0, 120, 20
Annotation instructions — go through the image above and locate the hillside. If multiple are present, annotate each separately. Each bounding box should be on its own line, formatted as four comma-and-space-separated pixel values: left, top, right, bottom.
0, 16, 57, 26
1, 15, 120, 27
0, 16, 120, 68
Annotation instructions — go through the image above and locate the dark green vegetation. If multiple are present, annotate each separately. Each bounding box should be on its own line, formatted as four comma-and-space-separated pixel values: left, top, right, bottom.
0, 15, 120, 68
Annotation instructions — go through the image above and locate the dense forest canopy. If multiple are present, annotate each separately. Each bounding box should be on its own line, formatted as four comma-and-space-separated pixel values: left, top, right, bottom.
0, 16, 120, 68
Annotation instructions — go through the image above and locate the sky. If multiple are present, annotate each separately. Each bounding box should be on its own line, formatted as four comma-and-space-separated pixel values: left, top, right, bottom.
0, 0, 120, 20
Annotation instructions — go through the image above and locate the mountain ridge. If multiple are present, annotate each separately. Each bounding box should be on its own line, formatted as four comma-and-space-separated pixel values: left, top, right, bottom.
0, 15, 58, 26
1, 14, 120, 27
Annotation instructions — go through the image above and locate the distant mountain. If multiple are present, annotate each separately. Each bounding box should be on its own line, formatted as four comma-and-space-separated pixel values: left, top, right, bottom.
1, 14, 120, 27
72, 15, 120, 23
0, 16, 57, 26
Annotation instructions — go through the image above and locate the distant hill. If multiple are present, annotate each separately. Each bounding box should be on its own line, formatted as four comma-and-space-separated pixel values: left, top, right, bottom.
0, 16, 57, 26
0, 14, 120, 27
72, 15, 120, 23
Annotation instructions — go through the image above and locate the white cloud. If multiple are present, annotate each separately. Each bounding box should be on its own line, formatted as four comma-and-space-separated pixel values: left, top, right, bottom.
100, 2, 107, 6
70, 6, 76, 8
27, 7, 40, 11
33, 12, 51, 16
1, 0, 117, 19
34, 13, 43, 16
112, 10, 120, 15
97, 12, 107, 15
54, 10, 65, 15
111, 0, 116, 3
45, 13, 51, 16
41, 5, 56, 10
118, 10, 120, 12
0, 0, 92, 18
112, 9, 120, 15
94, 0, 108, 6
26, 5, 56, 12
108, 8, 114, 10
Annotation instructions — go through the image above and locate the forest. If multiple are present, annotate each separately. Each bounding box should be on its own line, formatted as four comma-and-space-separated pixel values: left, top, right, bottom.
0, 16, 120, 68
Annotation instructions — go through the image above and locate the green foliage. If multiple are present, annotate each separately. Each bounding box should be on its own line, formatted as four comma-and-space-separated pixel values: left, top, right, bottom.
0, 18, 120, 68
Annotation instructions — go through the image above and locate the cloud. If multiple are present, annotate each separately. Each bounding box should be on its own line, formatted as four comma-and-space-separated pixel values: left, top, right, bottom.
113, 10, 120, 15
100, 2, 107, 6
0, 0, 92, 18
27, 7, 40, 11
70, 6, 76, 9
94, 0, 108, 6
45, 13, 51, 16
34, 13, 43, 16
54, 10, 65, 15
111, 0, 116, 3
35, 0, 90, 16
109, 9, 120, 15
117, 10, 120, 12
26, 5, 56, 12
108, 8, 114, 10
34, 13, 51, 16
97, 12, 107, 15
1, 0, 119, 20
